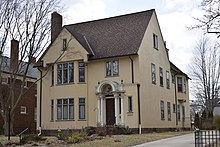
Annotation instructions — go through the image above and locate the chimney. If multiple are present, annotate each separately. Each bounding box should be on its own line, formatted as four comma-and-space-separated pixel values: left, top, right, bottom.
51, 12, 62, 43
10, 39, 19, 70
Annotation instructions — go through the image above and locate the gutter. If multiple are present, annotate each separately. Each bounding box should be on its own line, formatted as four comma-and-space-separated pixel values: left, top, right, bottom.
37, 68, 43, 136
137, 84, 141, 134
173, 74, 178, 128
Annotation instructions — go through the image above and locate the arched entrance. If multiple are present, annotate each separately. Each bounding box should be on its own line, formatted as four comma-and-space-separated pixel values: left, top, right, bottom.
96, 80, 124, 126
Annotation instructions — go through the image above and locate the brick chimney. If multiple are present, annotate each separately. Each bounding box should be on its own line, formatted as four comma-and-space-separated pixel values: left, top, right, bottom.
51, 12, 62, 43
10, 39, 19, 70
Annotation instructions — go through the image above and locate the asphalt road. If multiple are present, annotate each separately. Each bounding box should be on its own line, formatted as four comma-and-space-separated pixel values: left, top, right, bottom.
134, 133, 194, 147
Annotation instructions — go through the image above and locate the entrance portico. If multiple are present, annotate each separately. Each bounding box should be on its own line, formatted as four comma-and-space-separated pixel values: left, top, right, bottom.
96, 80, 125, 126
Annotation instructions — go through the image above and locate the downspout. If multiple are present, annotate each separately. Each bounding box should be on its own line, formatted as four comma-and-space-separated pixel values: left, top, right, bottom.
38, 68, 42, 136
129, 56, 134, 83
137, 84, 141, 134
174, 74, 178, 128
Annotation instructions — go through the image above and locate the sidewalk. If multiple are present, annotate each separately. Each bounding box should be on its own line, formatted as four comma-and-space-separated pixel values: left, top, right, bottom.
133, 133, 194, 147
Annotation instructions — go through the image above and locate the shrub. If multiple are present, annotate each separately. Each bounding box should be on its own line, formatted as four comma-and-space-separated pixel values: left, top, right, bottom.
20, 134, 43, 144
83, 126, 96, 136
68, 133, 84, 143
56, 131, 69, 140
214, 115, 220, 130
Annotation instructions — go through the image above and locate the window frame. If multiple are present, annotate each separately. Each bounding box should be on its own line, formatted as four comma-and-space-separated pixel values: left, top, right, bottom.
51, 65, 54, 86
79, 98, 86, 120
105, 60, 119, 77
128, 96, 133, 112
159, 67, 163, 86
166, 71, 170, 89
78, 61, 85, 83
177, 105, 180, 121
20, 106, 27, 114
173, 104, 176, 113
183, 78, 186, 93
50, 99, 54, 121
56, 98, 74, 121
160, 100, 165, 120
177, 77, 183, 92
153, 33, 158, 49
63, 38, 67, 50
57, 62, 74, 85
167, 102, 171, 121
151, 63, 156, 84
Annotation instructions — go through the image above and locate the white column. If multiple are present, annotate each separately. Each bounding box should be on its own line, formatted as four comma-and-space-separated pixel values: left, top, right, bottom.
121, 96, 124, 125
97, 97, 101, 125
114, 93, 119, 125
100, 96, 104, 126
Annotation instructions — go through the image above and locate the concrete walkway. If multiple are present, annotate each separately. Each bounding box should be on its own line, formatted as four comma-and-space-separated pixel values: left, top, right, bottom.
134, 133, 194, 147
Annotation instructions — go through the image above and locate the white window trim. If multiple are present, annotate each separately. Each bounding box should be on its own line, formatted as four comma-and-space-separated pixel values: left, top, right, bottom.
20, 106, 27, 114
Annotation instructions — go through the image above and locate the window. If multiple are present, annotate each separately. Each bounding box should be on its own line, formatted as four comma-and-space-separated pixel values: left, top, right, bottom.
166, 71, 170, 89
161, 100, 164, 120
128, 96, 133, 112
173, 104, 176, 113
79, 61, 85, 83
51, 100, 54, 121
182, 106, 185, 122
183, 78, 186, 93
51, 65, 54, 86
79, 98, 85, 119
177, 105, 180, 121
167, 102, 171, 121
177, 77, 183, 92
57, 98, 74, 120
20, 106, 27, 114
57, 62, 74, 84
63, 39, 67, 50
106, 60, 119, 76
152, 63, 156, 84
172, 74, 175, 83
153, 33, 158, 49
159, 67, 163, 86
34, 107, 37, 121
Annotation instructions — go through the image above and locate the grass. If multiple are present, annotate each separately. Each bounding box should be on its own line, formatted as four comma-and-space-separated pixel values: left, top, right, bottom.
71, 131, 192, 147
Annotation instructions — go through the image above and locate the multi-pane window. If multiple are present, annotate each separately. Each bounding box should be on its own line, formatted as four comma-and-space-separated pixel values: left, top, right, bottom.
57, 62, 74, 84
167, 102, 171, 121
173, 104, 176, 113
57, 98, 74, 120
183, 78, 186, 93
153, 33, 158, 49
79, 98, 85, 119
106, 60, 119, 76
182, 106, 185, 122
177, 77, 183, 92
128, 96, 133, 112
152, 63, 156, 84
20, 106, 27, 114
51, 99, 54, 121
161, 100, 164, 120
51, 65, 54, 86
177, 105, 180, 121
159, 67, 163, 86
79, 61, 85, 83
166, 71, 170, 89
63, 39, 67, 50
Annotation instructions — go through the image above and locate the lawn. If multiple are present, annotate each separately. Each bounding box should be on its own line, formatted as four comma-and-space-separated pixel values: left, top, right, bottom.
0, 131, 192, 147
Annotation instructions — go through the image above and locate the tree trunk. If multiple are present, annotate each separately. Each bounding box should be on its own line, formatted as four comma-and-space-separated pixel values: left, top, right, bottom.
2, 111, 14, 135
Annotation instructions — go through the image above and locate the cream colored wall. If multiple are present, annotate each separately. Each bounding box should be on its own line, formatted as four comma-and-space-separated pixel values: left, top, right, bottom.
137, 11, 190, 128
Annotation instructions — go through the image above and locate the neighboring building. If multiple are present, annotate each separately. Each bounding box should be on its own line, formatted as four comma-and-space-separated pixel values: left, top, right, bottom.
0, 40, 37, 134
36, 9, 190, 134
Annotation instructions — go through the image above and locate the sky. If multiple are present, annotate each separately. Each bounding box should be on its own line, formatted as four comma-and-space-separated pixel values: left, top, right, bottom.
60, 0, 214, 75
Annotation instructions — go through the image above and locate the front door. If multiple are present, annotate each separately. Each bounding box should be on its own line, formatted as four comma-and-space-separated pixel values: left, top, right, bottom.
106, 98, 115, 125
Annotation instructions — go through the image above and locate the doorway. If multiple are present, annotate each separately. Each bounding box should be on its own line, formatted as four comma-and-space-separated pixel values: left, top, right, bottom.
106, 98, 115, 126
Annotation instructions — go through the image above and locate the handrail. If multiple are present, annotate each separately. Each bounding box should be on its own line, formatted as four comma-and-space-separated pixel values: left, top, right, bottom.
18, 128, 29, 136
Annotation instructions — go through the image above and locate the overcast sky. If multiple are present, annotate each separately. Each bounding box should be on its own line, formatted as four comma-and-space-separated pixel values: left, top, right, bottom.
60, 0, 216, 75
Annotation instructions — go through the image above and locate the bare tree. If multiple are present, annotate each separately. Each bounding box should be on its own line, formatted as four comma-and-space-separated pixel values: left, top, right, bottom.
0, 0, 60, 135
190, 37, 220, 111
192, 0, 220, 36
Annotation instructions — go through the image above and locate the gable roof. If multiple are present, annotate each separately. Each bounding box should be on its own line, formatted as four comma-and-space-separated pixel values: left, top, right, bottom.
64, 9, 154, 60
1, 56, 37, 79
170, 62, 190, 79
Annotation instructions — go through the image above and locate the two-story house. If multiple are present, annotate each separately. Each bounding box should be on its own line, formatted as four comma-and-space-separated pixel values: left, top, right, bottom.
36, 9, 190, 134
0, 40, 37, 134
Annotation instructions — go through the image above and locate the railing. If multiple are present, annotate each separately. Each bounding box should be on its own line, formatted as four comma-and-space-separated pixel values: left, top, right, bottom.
18, 128, 29, 144
195, 130, 220, 147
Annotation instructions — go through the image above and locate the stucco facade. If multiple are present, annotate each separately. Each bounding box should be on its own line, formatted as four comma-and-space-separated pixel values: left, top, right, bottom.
36, 10, 190, 134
